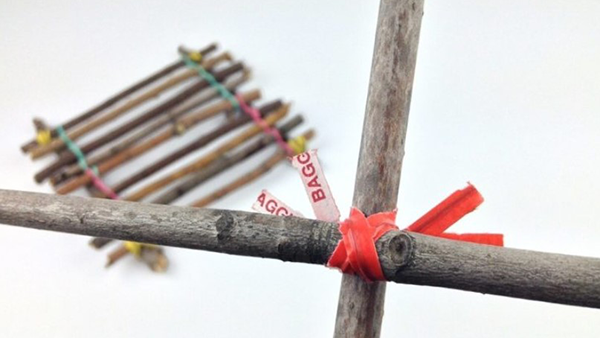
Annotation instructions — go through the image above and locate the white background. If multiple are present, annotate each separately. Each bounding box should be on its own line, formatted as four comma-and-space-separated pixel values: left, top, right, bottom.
1, 0, 600, 337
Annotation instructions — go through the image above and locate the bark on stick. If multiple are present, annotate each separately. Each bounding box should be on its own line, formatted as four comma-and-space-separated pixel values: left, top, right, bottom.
334, 1, 425, 337
0, 189, 599, 309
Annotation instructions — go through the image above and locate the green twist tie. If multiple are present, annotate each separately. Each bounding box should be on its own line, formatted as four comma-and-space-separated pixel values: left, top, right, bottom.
56, 126, 99, 176
181, 55, 240, 112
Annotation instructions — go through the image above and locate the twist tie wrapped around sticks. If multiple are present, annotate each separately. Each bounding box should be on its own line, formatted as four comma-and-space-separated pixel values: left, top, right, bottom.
36, 129, 52, 146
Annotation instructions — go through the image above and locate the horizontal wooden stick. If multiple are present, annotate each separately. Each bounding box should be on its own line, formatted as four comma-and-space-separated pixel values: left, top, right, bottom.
0, 189, 599, 309
87, 115, 307, 248
34, 62, 245, 183
20, 44, 217, 154
29, 52, 230, 159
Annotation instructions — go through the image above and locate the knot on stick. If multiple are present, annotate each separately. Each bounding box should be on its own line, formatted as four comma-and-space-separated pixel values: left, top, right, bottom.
327, 184, 504, 282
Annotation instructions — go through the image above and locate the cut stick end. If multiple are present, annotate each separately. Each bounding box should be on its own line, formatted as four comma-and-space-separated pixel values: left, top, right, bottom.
223, 52, 234, 62
304, 129, 316, 141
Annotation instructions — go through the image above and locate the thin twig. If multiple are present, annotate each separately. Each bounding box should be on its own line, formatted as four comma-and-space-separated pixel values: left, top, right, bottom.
153, 115, 305, 205
124, 104, 290, 201
34, 62, 245, 183
50, 69, 251, 186
192, 129, 315, 207
53, 90, 262, 194
109, 100, 282, 195
20, 44, 217, 154
88, 115, 307, 249
29, 52, 229, 159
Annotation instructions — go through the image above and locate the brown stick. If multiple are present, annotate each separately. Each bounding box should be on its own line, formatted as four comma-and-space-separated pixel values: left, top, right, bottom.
192, 129, 315, 207
105, 245, 129, 268
334, 1, 424, 337
2, 189, 600, 309
109, 100, 282, 195
20, 44, 217, 154
50, 70, 251, 186
54, 90, 261, 194
124, 104, 290, 201
30, 53, 231, 160
152, 115, 305, 205
90, 237, 113, 249
34, 62, 245, 183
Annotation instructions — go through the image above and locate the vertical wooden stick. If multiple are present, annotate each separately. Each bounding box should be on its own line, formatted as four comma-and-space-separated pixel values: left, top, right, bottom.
333, 1, 424, 337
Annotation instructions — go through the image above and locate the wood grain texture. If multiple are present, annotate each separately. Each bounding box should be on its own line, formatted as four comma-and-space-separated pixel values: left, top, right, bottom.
1, 189, 599, 309
334, 0, 425, 337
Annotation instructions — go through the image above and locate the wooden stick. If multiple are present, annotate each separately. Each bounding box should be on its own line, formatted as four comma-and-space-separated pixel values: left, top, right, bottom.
53, 90, 262, 195
104, 242, 168, 271
50, 70, 251, 186
34, 62, 245, 183
124, 104, 290, 202
153, 115, 305, 205
105, 245, 129, 268
334, 1, 424, 336
90, 237, 113, 249
108, 100, 282, 195
192, 129, 315, 207
20, 44, 217, 154
30, 52, 231, 159
1, 189, 599, 309
89, 116, 306, 249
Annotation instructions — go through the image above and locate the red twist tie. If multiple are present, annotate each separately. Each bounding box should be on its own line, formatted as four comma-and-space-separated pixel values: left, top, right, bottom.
234, 94, 295, 156
327, 208, 398, 282
327, 184, 504, 282
85, 169, 120, 200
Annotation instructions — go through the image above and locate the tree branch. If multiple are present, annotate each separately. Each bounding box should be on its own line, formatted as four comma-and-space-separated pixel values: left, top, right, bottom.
1, 189, 599, 309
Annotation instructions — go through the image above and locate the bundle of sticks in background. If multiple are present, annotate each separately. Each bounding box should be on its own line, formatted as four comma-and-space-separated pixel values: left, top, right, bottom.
20, 43, 315, 272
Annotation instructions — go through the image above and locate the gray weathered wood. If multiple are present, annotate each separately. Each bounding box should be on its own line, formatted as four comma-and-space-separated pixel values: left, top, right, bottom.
334, 0, 425, 337
2, 190, 599, 309
0, 189, 339, 264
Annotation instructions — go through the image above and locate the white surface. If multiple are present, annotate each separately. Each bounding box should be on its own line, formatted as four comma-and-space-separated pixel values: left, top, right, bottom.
1, 0, 600, 337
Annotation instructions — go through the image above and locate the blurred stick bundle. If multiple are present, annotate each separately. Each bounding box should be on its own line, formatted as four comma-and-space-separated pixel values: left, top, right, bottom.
21, 43, 316, 271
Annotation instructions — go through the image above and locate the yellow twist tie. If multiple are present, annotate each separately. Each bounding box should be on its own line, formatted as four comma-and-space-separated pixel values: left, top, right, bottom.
287, 135, 307, 155
124, 241, 159, 257
124, 241, 143, 257
188, 51, 203, 63
36, 129, 52, 146
174, 122, 187, 135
